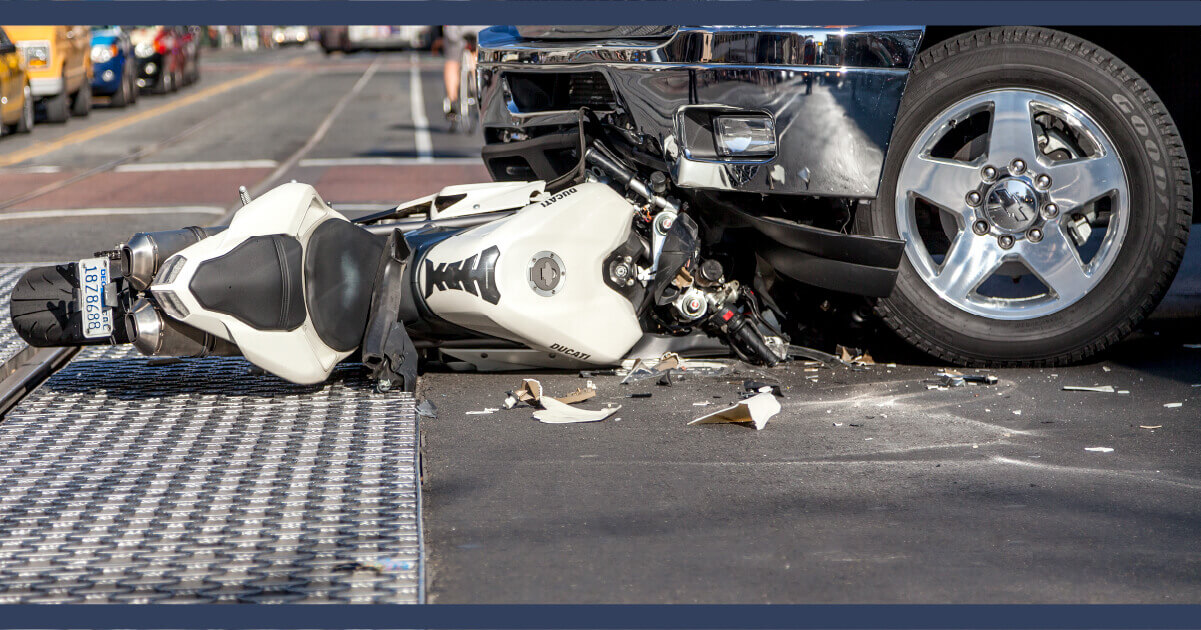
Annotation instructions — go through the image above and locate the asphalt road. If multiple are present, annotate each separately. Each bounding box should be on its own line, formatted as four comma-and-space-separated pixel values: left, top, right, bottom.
2, 45, 1200, 604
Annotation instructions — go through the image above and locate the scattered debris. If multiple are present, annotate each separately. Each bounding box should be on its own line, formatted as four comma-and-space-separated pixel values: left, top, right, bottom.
692, 401, 713, 407
1102, 366, 1112, 372
1139, 425, 1162, 430
743, 380, 784, 398
554, 383, 597, 404
1063, 385, 1116, 393
466, 408, 499, 415
504, 378, 597, 408
928, 370, 997, 389
503, 378, 544, 409
836, 344, 874, 366
533, 398, 621, 424
1183, 344, 1201, 349
627, 392, 652, 399
1013, 410, 1022, 415
658, 373, 677, 387
620, 352, 730, 384
1117, 390, 1130, 395
1084, 447, 1114, 453
415, 400, 438, 419
832, 422, 844, 427
1164, 402, 1184, 408
688, 392, 781, 430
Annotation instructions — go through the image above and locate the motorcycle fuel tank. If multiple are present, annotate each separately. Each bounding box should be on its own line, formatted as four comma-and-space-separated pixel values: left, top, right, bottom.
417, 182, 643, 365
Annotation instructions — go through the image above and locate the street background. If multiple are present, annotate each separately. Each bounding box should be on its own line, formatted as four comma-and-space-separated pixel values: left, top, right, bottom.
1, 39, 1200, 603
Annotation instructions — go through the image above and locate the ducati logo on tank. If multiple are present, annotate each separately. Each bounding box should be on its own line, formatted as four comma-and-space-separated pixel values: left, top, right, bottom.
424, 245, 502, 304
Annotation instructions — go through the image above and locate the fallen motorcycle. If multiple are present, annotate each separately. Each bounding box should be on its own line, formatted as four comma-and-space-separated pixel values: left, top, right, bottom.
9, 138, 903, 391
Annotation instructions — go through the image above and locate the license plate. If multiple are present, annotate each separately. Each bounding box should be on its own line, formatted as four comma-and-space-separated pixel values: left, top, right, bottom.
77, 257, 113, 339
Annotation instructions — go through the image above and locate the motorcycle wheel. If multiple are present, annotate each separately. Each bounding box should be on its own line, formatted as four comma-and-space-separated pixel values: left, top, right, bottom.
860, 27, 1191, 366
10, 264, 90, 347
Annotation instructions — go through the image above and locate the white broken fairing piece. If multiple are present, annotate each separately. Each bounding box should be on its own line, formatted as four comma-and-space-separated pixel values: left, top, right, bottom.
688, 392, 781, 430
533, 398, 621, 424
1063, 385, 1117, 393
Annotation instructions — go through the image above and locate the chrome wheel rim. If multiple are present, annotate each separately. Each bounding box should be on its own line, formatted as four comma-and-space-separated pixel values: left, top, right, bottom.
895, 89, 1129, 320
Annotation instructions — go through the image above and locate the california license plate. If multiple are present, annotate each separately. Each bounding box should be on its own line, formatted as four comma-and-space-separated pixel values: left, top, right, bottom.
77, 257, 113, 339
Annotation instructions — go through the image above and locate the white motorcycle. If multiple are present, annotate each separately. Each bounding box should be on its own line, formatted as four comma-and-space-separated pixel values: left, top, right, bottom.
11, 144, 803, 391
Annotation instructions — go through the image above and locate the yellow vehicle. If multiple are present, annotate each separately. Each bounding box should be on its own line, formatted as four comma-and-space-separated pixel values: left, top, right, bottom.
3, 25, 92, 123
0, 26, 34, 135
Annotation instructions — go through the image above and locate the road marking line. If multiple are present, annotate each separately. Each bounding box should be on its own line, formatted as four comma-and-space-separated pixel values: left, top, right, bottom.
246, 56, 382, 201
0, 165, 62, 174
298, 157, 483, 167
0, 66, 280, 168
0, 206, 226, 222
114, 160, 280, 173
409, 52, 433, 164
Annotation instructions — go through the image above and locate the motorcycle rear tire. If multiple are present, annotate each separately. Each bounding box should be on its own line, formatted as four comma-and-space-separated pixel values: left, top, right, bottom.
10, 264, 116, 347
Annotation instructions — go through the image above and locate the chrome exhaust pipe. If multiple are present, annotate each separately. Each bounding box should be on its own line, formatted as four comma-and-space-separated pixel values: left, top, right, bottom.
121, 227, 226, 291
129, 298, 239, 358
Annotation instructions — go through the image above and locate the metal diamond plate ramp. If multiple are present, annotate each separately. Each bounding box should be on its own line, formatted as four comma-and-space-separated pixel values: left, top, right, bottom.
0, 265, 32, 367
0, 346, 422, 603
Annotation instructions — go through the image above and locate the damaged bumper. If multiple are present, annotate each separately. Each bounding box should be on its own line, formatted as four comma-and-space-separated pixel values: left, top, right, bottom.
478, 25, 924, 199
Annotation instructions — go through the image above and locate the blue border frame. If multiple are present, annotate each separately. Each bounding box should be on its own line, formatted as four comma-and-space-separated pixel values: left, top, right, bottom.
0, 604, 1200, 629
0, 1, 1199, 25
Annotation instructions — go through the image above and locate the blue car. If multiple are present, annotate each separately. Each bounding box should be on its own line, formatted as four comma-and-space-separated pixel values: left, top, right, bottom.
90, 26, 137, 107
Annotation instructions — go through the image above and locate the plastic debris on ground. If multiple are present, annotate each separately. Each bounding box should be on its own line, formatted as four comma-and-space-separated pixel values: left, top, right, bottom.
1085, 447, 1115, 453
466, 408, 499, 415
619, 352, 732, 384
1164, 402, 1184, 408
1140, 425, 1162, 430
1063, 385, 1117, 393
836, 345, 875, 367
500, 378, 618, 424
415, 400, 438, 419
743, 380, 785, 398
533, 398, 621, 424
927, 370, 998, 389
688, 392, 781, 430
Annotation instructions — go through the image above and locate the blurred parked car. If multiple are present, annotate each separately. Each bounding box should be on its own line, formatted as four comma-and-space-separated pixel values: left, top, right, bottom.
130, 25, 192, 93
273, 26, 309, 47
0, 26, 34, 135
318, 26, 434, 54
3, 25, 92, 123
89, 26, 137, 107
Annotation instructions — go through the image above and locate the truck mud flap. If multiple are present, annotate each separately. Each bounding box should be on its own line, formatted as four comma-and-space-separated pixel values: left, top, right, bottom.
734, 210, 905, 298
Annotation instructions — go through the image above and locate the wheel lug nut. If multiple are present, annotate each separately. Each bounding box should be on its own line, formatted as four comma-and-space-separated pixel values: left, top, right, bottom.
972, 220, 990, 236
1009, 158, 1026, 175
1043, 202, 1059, 219
1027, 228, 1043, 243
998, 234, 1015, 249
966, 191, 982, 206
981, 165, 997, 182
1035, 174, 1052, 190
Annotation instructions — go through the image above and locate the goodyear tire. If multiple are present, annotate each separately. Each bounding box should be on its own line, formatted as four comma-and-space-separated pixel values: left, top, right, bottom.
859, 27, 1192, 366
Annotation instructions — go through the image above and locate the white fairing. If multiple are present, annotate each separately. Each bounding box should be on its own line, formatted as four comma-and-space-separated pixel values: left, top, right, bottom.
149, 183, 351, 384
419, 183, 643, 365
